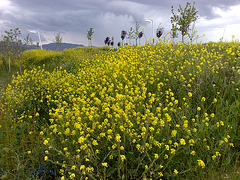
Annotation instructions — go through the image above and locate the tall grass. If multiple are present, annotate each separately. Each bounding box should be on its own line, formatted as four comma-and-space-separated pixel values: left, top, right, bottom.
1, 43, 240, 179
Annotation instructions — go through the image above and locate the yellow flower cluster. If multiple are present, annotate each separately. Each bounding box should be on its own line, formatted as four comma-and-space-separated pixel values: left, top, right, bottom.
1, 42, 239, 179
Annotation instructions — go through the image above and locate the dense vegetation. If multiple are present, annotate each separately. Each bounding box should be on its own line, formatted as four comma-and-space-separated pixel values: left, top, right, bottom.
0, 43, 240, 179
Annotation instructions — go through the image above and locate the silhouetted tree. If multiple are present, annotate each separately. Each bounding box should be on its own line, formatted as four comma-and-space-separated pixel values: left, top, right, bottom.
110, 37, 114, 46
138, 31, 143, 45
104, 37, 110, 45
156, 27, 164, 38
121, 30, 127, 46
117, 42, 121, 47
121, 30, 127, 40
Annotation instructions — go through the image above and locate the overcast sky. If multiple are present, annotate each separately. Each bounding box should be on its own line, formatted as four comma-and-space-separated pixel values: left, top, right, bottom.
1, 0, 240, 46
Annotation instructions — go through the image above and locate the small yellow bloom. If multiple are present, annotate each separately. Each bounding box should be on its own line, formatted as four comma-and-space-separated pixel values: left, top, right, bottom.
44, 156, 48, 161
92, 140, 98, 146
224, 138, 228, 143
70, 173, 75, 179
27, 151, 31, 154
115, 134, 121, 142
171, 130, 177, 137
102, 162, 108, 167
43, 140, 48, 145
158, 172, 163, 177
109, 155, 113, 159
190, 151, 196, 155
188, 92, 192, 97
164, 154, 168, 159
80, 165, 85, 170
197, 159, 205, 168
210, 113, 215, 118
171, 148, 176, 154
120, 155, 126, 161
216, 151, 221, 157
180, 138, 186, 145
174, 169, 178, 175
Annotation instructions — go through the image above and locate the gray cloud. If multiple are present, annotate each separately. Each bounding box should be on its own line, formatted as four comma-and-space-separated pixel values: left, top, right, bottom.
1, 0, 240, 45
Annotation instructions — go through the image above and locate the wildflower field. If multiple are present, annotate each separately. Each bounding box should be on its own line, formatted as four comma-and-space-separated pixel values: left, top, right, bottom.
0, 42, 240, 179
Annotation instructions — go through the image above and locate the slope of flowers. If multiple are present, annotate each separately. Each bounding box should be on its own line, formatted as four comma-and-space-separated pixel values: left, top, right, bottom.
1, 42, 240, 179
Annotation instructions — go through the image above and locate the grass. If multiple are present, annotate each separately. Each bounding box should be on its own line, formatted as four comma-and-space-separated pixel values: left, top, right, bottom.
0, 43, 240, 179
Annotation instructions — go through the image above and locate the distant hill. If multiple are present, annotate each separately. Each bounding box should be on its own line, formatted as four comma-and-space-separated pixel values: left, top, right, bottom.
42, 43, 84, 51
0, 41, 84, 51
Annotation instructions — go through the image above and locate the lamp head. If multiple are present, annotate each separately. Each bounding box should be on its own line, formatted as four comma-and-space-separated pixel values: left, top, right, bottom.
29, 30, 37, 33
145, 19, 152, 22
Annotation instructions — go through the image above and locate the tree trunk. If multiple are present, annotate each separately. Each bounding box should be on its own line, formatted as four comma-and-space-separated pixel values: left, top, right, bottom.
8, 51, 11, 72
18, 52, 22, 78
2, 56, 8, 72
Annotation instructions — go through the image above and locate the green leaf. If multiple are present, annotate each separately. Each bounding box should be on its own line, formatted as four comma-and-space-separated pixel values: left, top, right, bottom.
106, 167, 116, 177
1, 147, 10, 153
0, 173, 11, 179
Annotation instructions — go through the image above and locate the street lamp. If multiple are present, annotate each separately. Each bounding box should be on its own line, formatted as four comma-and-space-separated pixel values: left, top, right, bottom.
222, 26, 226, 41
145, 19, 154, 44
28, 30, 42, 49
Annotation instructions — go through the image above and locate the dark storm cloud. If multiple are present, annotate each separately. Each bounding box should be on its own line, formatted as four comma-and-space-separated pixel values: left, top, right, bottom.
124, 0, 240, 19
3, 0, 151, 44
5, 0, 104, 31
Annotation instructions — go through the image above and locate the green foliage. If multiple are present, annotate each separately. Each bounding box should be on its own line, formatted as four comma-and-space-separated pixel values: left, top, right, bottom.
171, 2, 198, 42
54, 33, 63, 51
24, 34, 34, 47
87, 28, 94, 47
87, 28, 94, 41
127, 22, 141, 45
0, 28, 27, 77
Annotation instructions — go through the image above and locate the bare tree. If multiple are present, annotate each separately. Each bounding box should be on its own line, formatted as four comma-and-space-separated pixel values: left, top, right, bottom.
2, 28, 23, 76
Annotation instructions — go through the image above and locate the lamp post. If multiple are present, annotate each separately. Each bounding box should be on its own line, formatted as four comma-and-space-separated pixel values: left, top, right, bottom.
145, 19, 154, 44
222, 26, 226, 41
29, 30, 42, 49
